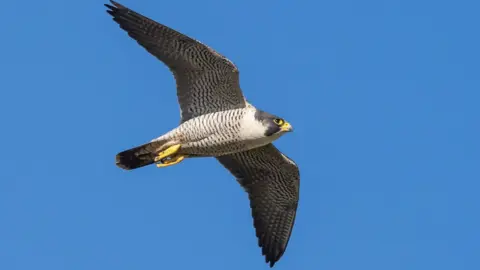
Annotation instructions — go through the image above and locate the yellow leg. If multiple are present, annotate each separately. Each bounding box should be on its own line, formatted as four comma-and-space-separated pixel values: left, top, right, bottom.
153, 144, 185, 168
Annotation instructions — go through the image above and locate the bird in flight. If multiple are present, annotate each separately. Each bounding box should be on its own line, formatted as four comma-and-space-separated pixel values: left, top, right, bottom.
105, 1, 300, 267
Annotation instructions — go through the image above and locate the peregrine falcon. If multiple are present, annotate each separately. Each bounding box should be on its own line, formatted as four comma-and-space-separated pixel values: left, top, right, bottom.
105, 1, 300, 267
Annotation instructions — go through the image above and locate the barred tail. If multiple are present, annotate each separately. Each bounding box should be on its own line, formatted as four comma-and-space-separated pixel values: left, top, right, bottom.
115, 139, 167, 170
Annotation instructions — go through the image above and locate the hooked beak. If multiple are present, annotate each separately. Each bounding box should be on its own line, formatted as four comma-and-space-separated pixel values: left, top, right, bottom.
280, 121, 293, 132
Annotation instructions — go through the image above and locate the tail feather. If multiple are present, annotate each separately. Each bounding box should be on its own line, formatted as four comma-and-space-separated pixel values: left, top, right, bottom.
115, 140, 166, 170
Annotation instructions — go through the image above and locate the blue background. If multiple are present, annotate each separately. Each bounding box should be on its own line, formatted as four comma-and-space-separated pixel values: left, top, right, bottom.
1, 0, 479, 269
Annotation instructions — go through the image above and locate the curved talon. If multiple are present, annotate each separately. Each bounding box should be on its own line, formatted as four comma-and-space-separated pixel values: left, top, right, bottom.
153, 144, 185, 168
154, 144, 181, 162
156, 155, 186, 167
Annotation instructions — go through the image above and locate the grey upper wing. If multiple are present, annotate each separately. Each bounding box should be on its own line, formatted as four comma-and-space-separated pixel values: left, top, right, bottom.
105, 1, 246, 122
216, 144, 300, 267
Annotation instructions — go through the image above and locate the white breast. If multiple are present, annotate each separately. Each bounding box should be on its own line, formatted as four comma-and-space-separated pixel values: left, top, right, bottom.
237, 108, 267, 141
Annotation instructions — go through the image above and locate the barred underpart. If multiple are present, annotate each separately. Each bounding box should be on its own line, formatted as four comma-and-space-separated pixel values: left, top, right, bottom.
106, 1, 300, 267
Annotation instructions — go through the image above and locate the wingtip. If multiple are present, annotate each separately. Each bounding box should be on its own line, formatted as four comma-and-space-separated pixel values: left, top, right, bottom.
104, 1, 124, 11
104, 3, 116, 17
106, 0, 124, 9
260, 239, 286, 268
266, 256, 278, 268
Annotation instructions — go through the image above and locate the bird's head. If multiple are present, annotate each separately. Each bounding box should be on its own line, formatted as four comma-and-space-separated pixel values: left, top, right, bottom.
254, 110, 293, 137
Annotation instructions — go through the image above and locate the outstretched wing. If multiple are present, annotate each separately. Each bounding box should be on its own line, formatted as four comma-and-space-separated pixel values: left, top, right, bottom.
105, 1, 246, 122
216, 144, 300, 267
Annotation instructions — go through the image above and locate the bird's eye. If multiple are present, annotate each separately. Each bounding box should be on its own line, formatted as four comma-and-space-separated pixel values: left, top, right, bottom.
273, 118, 284, 126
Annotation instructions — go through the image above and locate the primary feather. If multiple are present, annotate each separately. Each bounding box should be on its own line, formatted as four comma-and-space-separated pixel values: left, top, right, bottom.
106, 1, 300, 267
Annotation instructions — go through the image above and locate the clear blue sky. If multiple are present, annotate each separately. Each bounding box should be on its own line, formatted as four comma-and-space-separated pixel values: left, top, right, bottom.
1, 0, 479, 269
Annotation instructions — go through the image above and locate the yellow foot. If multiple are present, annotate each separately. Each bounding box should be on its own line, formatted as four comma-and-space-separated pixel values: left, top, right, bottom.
153, 144, 185, 168
155, 154, 186, 168
154, 144, 181, 162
